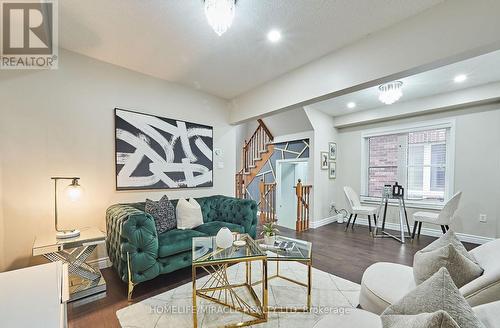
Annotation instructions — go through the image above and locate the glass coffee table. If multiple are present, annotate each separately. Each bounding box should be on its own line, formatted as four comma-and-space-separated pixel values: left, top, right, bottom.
192, 234, 268, 328
254, 235, 313, 312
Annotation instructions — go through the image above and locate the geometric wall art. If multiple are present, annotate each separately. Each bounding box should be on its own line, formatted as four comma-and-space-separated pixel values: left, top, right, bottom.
114, 108, 213, 190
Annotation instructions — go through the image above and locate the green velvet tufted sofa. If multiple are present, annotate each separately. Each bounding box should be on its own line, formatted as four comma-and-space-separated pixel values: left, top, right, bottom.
105, 195, 257, 299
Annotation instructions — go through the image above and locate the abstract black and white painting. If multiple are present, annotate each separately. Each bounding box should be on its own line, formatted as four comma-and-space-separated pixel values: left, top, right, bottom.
115, 108, 213, 190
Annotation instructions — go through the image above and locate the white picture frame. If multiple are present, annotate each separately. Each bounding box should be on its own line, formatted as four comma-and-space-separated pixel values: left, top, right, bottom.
320, 151, 329, 170
329, 142, 337, 160
329, 161, 336, 179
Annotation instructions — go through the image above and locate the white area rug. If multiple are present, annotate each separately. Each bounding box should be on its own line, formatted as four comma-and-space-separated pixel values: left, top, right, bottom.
117, 261, 360, 327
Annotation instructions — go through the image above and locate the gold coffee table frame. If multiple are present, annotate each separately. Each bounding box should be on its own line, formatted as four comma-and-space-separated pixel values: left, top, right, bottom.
192, 234, 268, 328
254, 236, 312, 312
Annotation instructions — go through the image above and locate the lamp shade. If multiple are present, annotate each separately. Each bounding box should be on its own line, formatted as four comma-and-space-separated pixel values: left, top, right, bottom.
64, 179, 83, 202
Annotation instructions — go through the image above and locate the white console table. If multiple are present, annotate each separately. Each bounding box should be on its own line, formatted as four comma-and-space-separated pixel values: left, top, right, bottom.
0, 261, 69, 328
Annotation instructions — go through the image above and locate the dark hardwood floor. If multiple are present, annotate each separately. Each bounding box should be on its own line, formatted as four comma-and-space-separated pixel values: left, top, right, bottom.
68, 223, 477, 328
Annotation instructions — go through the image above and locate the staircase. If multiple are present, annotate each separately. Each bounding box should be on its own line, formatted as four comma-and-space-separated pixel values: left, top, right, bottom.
235, 119, 274, 199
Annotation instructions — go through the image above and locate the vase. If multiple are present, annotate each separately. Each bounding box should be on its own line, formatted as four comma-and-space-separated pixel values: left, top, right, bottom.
216, 227, 233, 249
264, 234, 276, 245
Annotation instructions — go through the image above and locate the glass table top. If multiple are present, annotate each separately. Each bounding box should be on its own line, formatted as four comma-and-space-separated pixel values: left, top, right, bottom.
255, 235, 312, 261
32, 227, 106, 256
192, 233, 266, 264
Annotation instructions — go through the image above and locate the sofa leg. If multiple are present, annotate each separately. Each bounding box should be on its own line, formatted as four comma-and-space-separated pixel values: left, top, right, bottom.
128, 281, 135, 301
127, 252, 136, 302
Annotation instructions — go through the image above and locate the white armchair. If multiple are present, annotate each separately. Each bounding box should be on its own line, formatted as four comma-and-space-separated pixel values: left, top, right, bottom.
359, 238, 500, 314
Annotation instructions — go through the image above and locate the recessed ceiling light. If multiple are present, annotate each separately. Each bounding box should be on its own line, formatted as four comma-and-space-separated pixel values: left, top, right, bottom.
267, 29, 282, 43
454, 74, 467, 83
347, 102, 356, 109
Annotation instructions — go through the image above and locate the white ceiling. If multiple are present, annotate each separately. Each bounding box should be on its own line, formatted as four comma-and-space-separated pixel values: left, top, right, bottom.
310, 49, 500, 116
59, 0, 444, 99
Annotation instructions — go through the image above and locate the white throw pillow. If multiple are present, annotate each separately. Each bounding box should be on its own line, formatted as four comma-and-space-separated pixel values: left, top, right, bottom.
176, 198, 204, 229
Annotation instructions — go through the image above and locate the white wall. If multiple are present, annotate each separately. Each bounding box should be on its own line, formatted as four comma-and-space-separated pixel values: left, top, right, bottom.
0, 49, 235, 270
304, 107, 338, 224
335, 105, 500, 239
0, 156, 4, 271
230, 0, 500, 123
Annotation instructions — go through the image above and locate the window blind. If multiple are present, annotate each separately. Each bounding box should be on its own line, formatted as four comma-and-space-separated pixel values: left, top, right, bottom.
367, 128, 449, 202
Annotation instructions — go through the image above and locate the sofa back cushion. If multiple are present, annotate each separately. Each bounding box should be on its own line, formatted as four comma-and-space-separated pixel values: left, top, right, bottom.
127, 195, 258, 237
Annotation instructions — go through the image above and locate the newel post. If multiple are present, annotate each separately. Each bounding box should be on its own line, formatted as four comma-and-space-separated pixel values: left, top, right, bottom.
296, 179, 303, 232
259, 179, 265, 223
242, 139, 247, 172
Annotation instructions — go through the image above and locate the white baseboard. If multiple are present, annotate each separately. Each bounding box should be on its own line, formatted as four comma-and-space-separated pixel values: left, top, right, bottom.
87, 257, 112, 269
351, 217, 493, 245
311, 216, 343, 229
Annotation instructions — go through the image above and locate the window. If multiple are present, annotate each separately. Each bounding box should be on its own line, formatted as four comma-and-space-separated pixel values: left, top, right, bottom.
362, 121, 454, 206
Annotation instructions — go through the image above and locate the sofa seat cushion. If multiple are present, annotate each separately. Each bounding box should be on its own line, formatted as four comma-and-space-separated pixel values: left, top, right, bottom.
158, 229, 207, 258
194, 221, 245, 236
360, 262, 415, 314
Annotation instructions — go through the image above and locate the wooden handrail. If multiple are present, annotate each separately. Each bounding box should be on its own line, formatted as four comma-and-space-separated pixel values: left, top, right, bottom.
257, 119, 273, 140
295, 179, 312, 232
241, 119, 274, 174
259, 179, 277, 224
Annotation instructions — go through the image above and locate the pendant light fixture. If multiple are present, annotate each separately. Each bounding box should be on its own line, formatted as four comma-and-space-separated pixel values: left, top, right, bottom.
204, 0, 236, 36
378, 81, 404, 105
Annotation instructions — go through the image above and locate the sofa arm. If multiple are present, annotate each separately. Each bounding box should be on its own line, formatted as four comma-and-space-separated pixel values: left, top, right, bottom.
212, 196, 258, 239
106, 204, 159, 284
462, 238, 500, 306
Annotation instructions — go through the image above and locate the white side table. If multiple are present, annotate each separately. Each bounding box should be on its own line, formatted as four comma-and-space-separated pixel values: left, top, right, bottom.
33, 227, 107, 302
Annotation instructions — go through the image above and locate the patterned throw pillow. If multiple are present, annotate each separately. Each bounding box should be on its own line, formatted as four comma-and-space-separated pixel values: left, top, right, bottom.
145, 195, 176, 234
381, 267, 485, 328
413, 243, 483, 288
420, 230, 477, 263
382, 311, 460, 328
413, 230, 483, 287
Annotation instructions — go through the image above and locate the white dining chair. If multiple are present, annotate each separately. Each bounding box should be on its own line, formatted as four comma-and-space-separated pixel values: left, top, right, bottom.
412, 191, 462, 238
344, 186, 378, 232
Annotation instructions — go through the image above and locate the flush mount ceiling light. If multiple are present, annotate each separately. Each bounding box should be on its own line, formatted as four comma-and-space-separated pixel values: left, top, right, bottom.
204, 0, 236, 36
454, 74, 467, 83
378, 81, 404, 105
267, 29, 282, 43
347, 102, 356, 109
